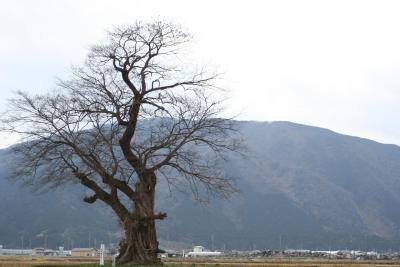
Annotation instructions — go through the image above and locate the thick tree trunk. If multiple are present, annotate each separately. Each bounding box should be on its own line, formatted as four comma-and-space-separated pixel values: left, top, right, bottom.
117, 171, 161, 265
117, 219, 159, 265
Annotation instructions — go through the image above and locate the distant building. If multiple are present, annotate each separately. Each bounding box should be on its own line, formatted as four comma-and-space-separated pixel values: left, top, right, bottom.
57, 246, 70, 256
1, 248, 32, 256
185, 246, 222, 257
32, 248, 45, 256
158, 252, 168, 258
193, 246, 205, 252
44, 249, 57, 256
71, 248, 98, 257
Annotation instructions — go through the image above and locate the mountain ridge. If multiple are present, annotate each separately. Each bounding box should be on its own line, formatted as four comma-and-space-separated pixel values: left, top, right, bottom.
1, 120, 400, 251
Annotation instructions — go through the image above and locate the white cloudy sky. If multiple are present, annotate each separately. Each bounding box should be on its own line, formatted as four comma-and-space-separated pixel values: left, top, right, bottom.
1, 0, 400, 147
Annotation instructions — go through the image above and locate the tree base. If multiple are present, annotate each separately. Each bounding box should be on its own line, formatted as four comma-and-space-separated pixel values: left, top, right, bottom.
116, 227, 161, 265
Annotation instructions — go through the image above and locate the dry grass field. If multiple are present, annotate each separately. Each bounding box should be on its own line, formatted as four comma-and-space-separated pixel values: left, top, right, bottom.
3, 256, 400, 267
164, 257, 400, 267
0, 256, 98, 267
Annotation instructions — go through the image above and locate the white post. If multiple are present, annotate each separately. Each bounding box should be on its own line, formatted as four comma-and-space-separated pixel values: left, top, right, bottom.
100, 244, 105, 266
112, 254, 117, 266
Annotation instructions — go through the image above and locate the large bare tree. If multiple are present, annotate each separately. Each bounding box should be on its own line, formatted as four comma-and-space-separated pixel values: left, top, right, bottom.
2, 21, 237, 264
1, 21, 239, 265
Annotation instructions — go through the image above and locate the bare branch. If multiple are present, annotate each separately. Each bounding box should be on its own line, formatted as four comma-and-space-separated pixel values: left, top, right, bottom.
0, 20, 242, 264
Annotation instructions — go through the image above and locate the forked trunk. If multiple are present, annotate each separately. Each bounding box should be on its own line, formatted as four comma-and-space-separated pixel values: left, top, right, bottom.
117, 171, 161, 265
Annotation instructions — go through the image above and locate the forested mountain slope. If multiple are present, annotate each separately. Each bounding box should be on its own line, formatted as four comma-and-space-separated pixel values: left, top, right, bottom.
1, 121, 400, 251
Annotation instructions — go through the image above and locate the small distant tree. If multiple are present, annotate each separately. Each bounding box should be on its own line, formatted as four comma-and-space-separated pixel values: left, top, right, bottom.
2, 21, 239, 265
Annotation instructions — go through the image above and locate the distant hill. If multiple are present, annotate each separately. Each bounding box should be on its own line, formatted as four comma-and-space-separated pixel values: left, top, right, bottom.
1, 121, 400, 251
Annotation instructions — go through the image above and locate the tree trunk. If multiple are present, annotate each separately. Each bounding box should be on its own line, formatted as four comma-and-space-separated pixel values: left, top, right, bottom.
117, 219, 159, 265
117, 171, 161, 265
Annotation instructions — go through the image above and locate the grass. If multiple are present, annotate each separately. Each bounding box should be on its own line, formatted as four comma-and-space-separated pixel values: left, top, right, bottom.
34, 264, 168, 267
0, 256, 96, 267
2, 264, 398, 267
3, 257, 400, 267
34, 264, 133, 267
28, 264, 400, 267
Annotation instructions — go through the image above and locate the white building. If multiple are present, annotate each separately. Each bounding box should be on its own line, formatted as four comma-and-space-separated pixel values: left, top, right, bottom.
193, 246, 204, 252
0, 248, 33, 256
185, 246, 222, 257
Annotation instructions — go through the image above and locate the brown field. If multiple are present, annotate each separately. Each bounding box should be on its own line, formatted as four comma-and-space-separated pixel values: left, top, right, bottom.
165, 257, 400, 267
2, 256, 400, 267
0, 256, 98, 267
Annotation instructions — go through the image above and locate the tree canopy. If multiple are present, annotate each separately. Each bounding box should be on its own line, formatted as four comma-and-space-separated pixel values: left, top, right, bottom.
1, 20, 240, 264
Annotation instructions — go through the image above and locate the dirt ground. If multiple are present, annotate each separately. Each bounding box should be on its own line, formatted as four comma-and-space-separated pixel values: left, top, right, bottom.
0, 256, 97, 267
164, 257, 400, 267
3, 256, 400, 267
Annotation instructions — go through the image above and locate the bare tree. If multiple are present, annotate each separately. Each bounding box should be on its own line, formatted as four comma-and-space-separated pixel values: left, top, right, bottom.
1, 21, 240, 265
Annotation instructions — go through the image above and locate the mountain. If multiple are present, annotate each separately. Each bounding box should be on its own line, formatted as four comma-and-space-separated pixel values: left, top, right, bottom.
1, 121, 400, 251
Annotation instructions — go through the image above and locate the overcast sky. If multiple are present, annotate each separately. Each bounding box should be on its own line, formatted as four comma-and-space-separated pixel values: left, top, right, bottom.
1, 0, 400, 147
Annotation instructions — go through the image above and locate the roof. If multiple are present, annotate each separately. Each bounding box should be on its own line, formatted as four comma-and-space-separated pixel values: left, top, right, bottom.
72, 248, 97, 252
